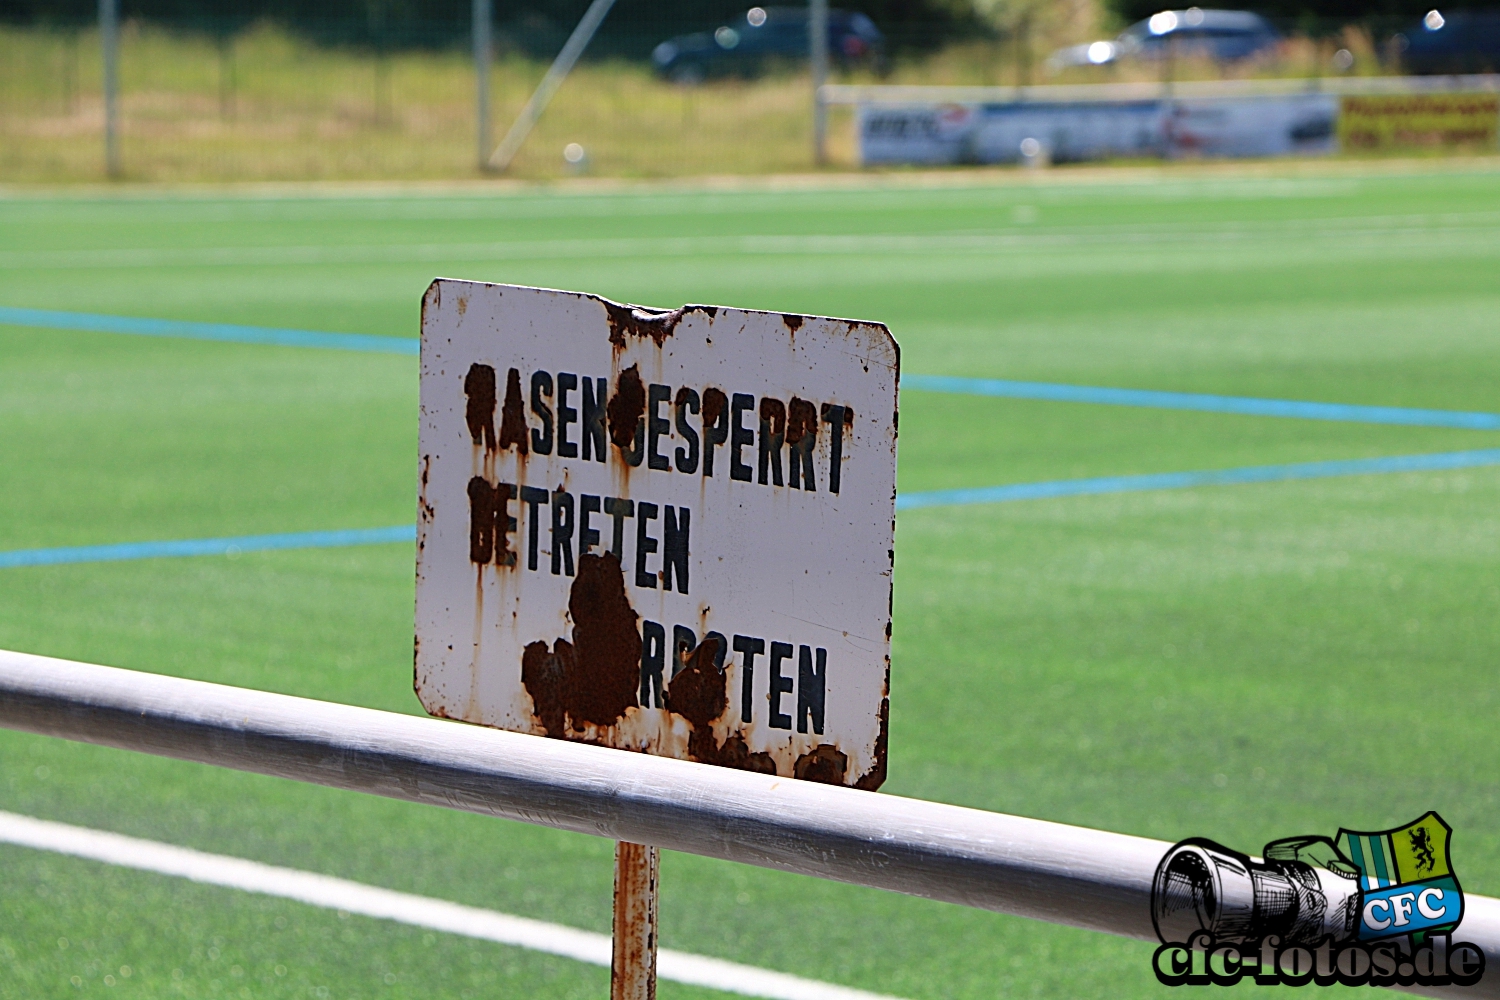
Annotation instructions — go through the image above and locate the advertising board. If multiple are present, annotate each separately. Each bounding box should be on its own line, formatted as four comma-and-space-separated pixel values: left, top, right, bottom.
858, 93, 1339, 165
1341, 93, 1500, 149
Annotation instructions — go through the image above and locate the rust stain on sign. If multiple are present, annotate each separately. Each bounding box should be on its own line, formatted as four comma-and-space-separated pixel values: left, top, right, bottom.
466, 479, 515, 567
605, 302, 682, 347
700, 387, 727, 429
522, 552, 642, 735
665, 636, 776, 774
464, 363, 498, 451
794, 744, 848, 784
852, 695, 888, 791
608, 365, 646, 451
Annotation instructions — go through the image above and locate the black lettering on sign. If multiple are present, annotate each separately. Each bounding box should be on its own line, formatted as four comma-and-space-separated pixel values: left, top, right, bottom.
732, 635, 765, 724
530, 371, 554, 455
671, 625, 697, 679
768, 642, 794, 730
604, 497, 633, 560
759, 397, 786, 487
520, 486, 549, 571
661, 506, 689, 595
556, 372, 578, 458
494, 482, 517, 566
821, 403, 851, 495
635, 501, 659, 589
550, 489, 575, 577
617, 422, 643, 467
797, 646, 826, 735
647, 383, 672, 471
730, 393, 755, 482
640, 620, 666, 709
581, 376, 607, 463
786, 397, 818, 491
579, 494, 602, 555
674, 387, 700, 474
498, 370, 529, 454
702, 388, 728, 477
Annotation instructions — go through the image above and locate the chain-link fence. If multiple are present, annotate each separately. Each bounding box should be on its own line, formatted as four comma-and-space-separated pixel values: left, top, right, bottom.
0, 3, 1489, 182
0, 16, 836, 181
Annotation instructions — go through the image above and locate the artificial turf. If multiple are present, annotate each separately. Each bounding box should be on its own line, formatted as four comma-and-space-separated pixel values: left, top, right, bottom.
2, 163, 1500, 998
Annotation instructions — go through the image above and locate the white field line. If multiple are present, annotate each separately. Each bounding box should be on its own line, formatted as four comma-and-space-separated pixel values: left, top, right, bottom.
7, 212, 1500, 270
0, 810, 902, 1000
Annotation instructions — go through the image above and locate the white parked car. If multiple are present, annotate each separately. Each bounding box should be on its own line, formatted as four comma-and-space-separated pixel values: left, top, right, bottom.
1049, 8, 1280, 70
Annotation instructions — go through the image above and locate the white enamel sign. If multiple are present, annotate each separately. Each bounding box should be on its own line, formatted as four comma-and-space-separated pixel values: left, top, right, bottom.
414, 280, 898, 788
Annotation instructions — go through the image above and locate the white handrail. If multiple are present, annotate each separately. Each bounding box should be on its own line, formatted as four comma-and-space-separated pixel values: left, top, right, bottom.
0, 648, 1494, 998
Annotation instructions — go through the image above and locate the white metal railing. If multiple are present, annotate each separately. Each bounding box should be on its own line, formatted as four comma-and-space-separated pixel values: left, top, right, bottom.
1, 647, 1496, 998
821, 73, 1500, 106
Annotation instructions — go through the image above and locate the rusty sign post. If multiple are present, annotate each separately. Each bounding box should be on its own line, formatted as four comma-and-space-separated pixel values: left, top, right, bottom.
414, 280, 898, 996
611, 841, 659, 1000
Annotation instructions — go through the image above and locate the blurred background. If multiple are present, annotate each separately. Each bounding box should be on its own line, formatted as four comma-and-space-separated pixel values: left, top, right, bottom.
2, 0, 1498, 180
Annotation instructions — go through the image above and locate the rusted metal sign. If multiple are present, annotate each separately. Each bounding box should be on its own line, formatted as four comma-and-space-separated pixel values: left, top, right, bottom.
414, 280, 897, 789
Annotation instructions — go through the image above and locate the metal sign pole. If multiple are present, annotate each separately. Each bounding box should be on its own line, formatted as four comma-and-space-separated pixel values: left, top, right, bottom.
473, 0, 492, 174
810, 0, 829, 164
487, 0, 617, 172
611, 842, 659, 1000
99, 0, 119, 178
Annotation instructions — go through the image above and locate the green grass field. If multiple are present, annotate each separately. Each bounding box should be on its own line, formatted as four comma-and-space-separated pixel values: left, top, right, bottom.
3, 162, 1500, 998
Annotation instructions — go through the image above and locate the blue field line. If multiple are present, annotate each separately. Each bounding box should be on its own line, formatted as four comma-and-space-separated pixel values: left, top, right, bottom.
5, 450, 1500, 568
901, 374, 1500, 431
10, 305, 1500, 427
0, 526, 416, 569
0, 306, 419, 355
895, 448, 1500, 510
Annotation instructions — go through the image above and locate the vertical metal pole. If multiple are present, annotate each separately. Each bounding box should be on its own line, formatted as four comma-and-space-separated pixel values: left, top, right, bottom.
473, 0, 491, 173
611, 842, 659, 1000
99, 0, 119, 177
810, 0, 828, 165
487, 0, 617, 171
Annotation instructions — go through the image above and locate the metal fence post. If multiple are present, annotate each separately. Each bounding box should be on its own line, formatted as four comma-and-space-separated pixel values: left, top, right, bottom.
473, 0, 492, 173
611, 842, 659, 1000
99, 0, 119, 178
810, 0, 829, 164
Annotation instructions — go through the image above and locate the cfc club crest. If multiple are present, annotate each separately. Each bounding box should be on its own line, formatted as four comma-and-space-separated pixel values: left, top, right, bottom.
1338, 812, 1463, 943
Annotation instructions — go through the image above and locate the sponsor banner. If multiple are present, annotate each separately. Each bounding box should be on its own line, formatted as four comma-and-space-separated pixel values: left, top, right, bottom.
857, 93, 1341, 165
969, 100, 1166, 163
857, 103, 980, 165
1167, 94, 1337, 158
1341, 93, 1500, 149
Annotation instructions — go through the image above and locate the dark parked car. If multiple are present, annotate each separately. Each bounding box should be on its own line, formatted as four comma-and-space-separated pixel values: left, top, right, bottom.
1050, 8, 1279, 68
651, 6, 885, 83
1401, 9, 1500, 74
